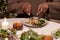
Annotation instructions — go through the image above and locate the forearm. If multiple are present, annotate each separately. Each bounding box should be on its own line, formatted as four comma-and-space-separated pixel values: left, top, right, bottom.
7, 0, 18, 5
48, 2, 60, 10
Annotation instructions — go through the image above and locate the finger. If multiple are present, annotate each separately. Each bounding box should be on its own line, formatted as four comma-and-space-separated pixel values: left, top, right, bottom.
36, 8, 42, 15
26, 8, 31, 15
28, 13, 30, 15
39, 8, 42, 13
42, 8, 48, 13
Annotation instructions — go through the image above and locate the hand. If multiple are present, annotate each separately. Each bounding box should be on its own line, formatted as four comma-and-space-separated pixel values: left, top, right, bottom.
37, 3, 48, 15
22, 2, 31, 15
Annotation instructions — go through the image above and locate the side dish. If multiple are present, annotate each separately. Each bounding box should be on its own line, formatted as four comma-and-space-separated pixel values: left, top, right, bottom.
13, 22, 23, 30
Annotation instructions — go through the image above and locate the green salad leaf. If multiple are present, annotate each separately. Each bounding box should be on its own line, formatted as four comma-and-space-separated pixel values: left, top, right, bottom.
35, 20, 45, 27
0, 29, 17, 38
0, 29, 10, 38
8, 28, 16, 35
54, 29, 60, 38
20, 29, 43, 40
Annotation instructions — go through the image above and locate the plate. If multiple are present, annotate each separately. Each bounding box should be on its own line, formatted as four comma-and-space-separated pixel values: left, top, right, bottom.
52, 29, 60, 39
20, 29, 43, 40
23, 18, 48, 28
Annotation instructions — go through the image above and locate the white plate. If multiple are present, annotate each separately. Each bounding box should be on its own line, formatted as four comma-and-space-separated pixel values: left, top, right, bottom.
23, 18, 48, 28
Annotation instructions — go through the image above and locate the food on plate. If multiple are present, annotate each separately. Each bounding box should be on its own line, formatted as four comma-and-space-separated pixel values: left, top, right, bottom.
25, 18, 46, 27
28, 18, 38, 25
0, 29, 16, 40
8, 35, 18, 40
0, 29, 17, 40
8, 28, 17, 40
0, 37, 5, 40
35, 20, 45, 26
8, 28, 17, 35
20, 29, 43, 40
53, 29, 60, 38
13, 22, 23, 30
43, 35, 53, 40
0, 29, 9, 38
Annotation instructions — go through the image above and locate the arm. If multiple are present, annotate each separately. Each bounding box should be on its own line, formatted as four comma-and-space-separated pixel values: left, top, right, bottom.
37, 2, 60, 15
7, 2, 31, 15
7, 0, 18, 5
37, 2, 60, 19
48, 2, 60, 11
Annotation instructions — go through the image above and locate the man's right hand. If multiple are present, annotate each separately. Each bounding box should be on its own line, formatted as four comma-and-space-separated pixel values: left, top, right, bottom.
37, 3, 48, 15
